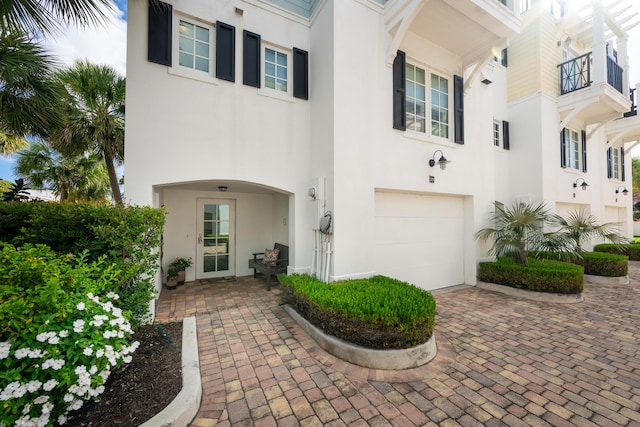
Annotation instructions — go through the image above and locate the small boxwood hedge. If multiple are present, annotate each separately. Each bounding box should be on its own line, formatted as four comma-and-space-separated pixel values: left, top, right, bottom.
478, 257, 583, 294
279, 274, 436, 350
530, 251, 628, 277
594, 243, 640, 261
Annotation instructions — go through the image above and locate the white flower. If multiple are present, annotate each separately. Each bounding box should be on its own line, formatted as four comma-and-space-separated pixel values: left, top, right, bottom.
59, 330, 69, 338
123, 355, 132, 363
89, 365, 98, 375
77, 302, 86, 310
15, 348, 30, 359
58, 415, 67, 424
83, 347, 93, 356
42, 358, 65, 370
107, 291, 120, 300
0, 341, 10, 360
28, 348, 46, 359
73, 319, 85, 333
96, 349, 104, 358
26, 380, 42, 393
63, 393, 74, 402
33, 395, 49, 405
47, 336, 59, 345
43, 379, 58, 391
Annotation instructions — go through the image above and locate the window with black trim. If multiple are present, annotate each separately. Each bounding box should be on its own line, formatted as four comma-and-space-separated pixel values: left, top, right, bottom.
607, 146, 625, 181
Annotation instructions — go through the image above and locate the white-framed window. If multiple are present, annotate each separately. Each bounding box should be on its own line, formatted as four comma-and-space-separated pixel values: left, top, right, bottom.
563, 128, 580, 170
611, 147, 620, 179
264, 46, 288, 93
493, 121, 501, 147
178, 19, 211, 73
405, 63, 450, 139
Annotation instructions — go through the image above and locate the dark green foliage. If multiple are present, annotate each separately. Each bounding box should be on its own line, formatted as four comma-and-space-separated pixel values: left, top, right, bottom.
478, 257, 584, 294
0, 202, 166, 329
594, 243, 640, 261
279, 274, 436, 350
2, 178, 31, 201
577, 252, 627, 277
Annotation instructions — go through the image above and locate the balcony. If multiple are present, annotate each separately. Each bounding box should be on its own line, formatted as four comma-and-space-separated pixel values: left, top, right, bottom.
385, 0, 520, 67
624, 88, 637, 118
606, 86, 640, 147
557, 51, 631, 125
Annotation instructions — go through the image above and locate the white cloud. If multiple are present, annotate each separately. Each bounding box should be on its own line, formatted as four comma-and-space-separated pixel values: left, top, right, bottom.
41, 5, 127, 76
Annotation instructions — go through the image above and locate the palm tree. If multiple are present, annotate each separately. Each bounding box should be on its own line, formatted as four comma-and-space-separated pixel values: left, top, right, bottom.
0, 0, 113, 37
557, 209, 627, 252
15, 140, 110, 202
0, 31, 63, 146
54, 61, 125, 205
476, 201, 575, 266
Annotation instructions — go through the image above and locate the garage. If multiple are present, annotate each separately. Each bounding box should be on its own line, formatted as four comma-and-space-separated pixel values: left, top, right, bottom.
374, 191, 465, 291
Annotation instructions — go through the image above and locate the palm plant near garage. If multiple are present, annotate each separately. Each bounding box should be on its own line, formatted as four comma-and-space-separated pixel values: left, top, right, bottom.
476, 201, 576, 266
556, 209, 627, 253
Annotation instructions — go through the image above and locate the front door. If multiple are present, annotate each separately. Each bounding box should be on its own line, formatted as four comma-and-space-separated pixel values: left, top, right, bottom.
196, 199, 235, 279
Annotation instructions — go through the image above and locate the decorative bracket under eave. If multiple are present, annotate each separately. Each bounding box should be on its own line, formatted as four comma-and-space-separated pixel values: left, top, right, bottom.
384, 0, 426, 66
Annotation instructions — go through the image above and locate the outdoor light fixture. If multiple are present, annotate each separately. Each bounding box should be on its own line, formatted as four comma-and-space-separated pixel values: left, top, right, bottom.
429, 150, 449, 170
218, 186, 228, 192
573, 178, 589, 191
308, 187, 317, 200
616, 186, 629, 195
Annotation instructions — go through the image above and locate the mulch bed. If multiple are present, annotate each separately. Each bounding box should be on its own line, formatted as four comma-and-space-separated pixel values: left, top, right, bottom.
65, 322, 183, 426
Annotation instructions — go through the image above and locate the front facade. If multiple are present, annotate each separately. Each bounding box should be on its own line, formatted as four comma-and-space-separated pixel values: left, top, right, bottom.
125, 0, 639, 310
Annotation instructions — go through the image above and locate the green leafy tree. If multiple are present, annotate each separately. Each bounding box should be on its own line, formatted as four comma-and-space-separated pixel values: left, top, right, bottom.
2, 178, 30, 201
476, 201, 576, 266
54, 61, 125, 205
0, 0, 112, 37
15, 140, 110, 202
557, 209, 628, 252
632, 157, 640, 194
0, 179, 11, 195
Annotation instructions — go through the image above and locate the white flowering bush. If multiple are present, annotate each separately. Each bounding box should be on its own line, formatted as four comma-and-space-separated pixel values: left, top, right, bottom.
0, 245, 140, 426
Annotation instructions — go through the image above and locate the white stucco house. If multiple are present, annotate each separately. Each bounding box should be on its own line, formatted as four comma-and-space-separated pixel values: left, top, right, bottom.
124, 0, 640, 311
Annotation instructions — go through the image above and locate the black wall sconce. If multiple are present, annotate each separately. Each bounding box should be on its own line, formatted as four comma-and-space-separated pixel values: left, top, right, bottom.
573, 178, 589, 191
429, 150, 449, 170
615, 186, 629, 195
218, 186, 228, 192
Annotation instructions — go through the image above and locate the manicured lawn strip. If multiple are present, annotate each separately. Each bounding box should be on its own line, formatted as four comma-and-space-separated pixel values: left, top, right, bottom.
279, 274, 435, 350
478, 257, 583, 294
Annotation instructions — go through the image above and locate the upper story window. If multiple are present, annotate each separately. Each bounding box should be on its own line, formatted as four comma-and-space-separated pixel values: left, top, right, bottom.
493, 121, 501, 147
393, 51, 463, 144
264, 47, 288, 93
563, 128, 580, 170
178, 20, 211, 73
405, 63, 449, 139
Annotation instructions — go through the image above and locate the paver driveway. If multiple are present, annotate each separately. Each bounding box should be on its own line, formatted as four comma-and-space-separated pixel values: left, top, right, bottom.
155, 263, 640, 427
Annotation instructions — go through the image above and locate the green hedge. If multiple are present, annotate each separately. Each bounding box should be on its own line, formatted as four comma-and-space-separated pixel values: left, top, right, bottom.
0, 202, 166, 329
594, 243, 640, 261
478, 257, 584, 294
279, 274, 436, 350
530, 250, 628, 277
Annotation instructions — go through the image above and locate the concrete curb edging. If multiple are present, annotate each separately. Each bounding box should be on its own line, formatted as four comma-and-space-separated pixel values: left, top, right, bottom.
283, 305, 437, 370
477, 282, 584, 303
139, 316, 201, 427
584, 274, 630, 285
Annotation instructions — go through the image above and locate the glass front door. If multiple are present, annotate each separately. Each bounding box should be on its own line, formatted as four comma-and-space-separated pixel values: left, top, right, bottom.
196, 199, 235, 279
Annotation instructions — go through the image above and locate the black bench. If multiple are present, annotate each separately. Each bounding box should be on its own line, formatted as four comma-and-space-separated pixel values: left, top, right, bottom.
248, 243, 289, 290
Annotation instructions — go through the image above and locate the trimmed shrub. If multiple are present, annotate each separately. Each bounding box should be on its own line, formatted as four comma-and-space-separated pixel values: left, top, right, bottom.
0, 244, 139, 426
594, 243, 640, 261
530, 250, 628, 277
478, 257, 583, 294
279, 274, 436, 350
0, 202, 166, 329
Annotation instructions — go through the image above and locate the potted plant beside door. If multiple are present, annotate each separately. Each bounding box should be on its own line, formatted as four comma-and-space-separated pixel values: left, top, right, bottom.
169, 257, 193, 285
166, 267, 179, 290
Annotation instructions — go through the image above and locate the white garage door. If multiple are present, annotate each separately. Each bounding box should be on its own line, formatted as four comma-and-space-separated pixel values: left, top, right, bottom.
374, 192, 465, 291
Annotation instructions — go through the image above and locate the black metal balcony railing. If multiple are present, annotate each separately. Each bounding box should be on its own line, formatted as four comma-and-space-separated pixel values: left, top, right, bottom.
558, 52, 625, 96
559, 52, 591, 94
607, 56, 623, 94
624, 88, 637, 117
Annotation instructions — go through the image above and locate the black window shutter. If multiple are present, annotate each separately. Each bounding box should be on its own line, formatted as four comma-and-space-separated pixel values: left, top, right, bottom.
560, 129, 567, 168
293, 48, 309, 100
454, 75, 464, 144
621, 147, 626, 181
243, 30, 261, 88
502, 120, 510, 150
216, 21, 235, 82
148, 1, 172, 66
392, 50, 406, 131
501, 48, 508, 67
607, 147, 612, 178
581, 130, 587, 172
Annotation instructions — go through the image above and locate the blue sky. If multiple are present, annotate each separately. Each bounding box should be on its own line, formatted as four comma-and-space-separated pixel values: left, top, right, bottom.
2, 0, 640, 183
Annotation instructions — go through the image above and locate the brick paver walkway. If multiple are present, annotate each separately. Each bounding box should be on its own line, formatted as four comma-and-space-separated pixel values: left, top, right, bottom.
155, 263, 640, 426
